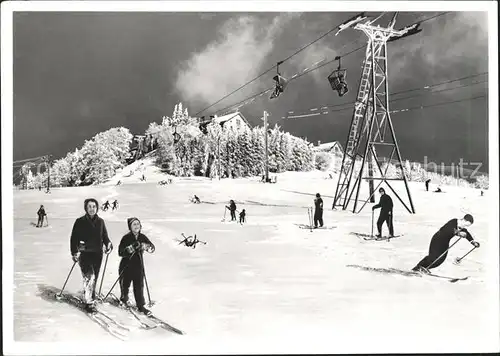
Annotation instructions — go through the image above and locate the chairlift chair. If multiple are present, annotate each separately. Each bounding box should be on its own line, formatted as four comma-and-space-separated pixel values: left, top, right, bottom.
270, 61, 288, 99
328, 56, 349, 97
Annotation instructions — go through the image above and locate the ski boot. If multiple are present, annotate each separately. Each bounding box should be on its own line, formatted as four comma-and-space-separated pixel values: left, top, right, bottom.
138, 306, 152, 316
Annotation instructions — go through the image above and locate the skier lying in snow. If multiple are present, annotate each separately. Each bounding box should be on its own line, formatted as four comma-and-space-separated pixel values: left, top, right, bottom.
36, 204, 47, 227
70, 198, 113, 312
118, 217, 155, 316
412, 214, 480, 273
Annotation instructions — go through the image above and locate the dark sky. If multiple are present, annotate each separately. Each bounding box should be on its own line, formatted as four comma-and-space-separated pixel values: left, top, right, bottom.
13, 11, 489, 172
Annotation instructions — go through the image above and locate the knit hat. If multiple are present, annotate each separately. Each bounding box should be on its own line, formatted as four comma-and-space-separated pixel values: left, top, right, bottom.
127, 217, 141, 231
463, 214, 474, 224
84, 198, 99, 213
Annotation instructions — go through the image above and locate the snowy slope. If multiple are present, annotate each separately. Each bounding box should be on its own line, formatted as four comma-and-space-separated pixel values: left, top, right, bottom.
11, 171, 499, 353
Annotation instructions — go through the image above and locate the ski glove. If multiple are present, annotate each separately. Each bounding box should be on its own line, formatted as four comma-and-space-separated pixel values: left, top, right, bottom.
105, 242, 113, 254
72, 252, 80, 262
124, 245, 136, 255
471, 240, 480, 248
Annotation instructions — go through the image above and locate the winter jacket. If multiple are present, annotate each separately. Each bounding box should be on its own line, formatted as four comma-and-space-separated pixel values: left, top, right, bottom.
229, 202, 237, 212
70, 214, 111, 255
37, 208, 46, 217
314, 198, 323, 211
432, 219, 474, 244
373, 194, 393, 213
118, 232, 155, 271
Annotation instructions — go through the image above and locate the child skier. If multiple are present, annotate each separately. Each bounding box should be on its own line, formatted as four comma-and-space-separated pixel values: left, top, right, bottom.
412, 214, 479, 273
118, 217, 155, 315
36, 205, 46, 228
227, 200, 237, 221
239, 209, 246, 224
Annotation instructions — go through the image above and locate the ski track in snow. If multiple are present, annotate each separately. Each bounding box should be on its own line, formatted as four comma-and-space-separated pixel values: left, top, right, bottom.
11, 168, 498, 352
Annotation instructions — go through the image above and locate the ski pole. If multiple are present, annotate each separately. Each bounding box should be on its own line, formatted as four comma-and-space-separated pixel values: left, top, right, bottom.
56, 261, 77, 299
454, 246, 478, 264
371, 210, 374, 238
103, 251, 135, 301
138, 252, 153, 307
427, 236, 463, 270
45, 216, 49, 227
97, 252, 110, 297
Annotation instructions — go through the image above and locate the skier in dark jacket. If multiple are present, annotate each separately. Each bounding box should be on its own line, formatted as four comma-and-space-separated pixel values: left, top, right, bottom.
425, 179, 431, 192
314, 193, 324, 228
412, 214, 479, 272
70, 198, 113, 311
372, 187, 394, 238
102, 200, 110, 211
36, 205, 46, 228
112, 200, 119, 211
118, 217, 155, 315
227, 200, 237, 221
239, 209, 246, 224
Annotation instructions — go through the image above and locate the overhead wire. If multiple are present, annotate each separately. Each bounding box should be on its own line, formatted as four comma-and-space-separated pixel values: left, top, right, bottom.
208, 11, 454, 117
285, 75, 488, 116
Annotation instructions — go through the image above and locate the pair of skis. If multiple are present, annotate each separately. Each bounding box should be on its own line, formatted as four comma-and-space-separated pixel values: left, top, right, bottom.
350, 232, 404, 241
56, 292, 130, 340
105, 294, 184, 335
347, 264, 469, 283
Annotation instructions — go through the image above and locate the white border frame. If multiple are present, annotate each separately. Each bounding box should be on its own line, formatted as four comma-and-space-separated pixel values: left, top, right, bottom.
2, 1, 498, 355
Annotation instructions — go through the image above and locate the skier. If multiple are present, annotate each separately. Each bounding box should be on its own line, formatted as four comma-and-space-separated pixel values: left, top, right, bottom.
412, 214, 479, 272
112, 200, 119, 211
102, 200, 110, 211
239, 209, 246, 224
434, 187, 443, 193
425, 179, 431, 192
36, 205, 46, 228
193, 195, 201, 204
481, 190, 484, 196
372, 187, 394, 238
226, 200, 237, 221
70, 198, 113, 312
313, 193, 324, 228
116, 180, 122, 186
118, 217, 156, 315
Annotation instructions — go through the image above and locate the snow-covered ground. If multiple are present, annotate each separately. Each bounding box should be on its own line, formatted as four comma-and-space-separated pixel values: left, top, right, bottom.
10, 167, 500, 353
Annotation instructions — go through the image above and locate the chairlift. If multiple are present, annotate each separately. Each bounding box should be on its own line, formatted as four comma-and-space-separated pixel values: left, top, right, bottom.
328, 56, 349, 97
270, 61, 288, 99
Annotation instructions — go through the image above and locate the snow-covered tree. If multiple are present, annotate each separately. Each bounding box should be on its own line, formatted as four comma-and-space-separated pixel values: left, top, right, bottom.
475, 175, 489, 190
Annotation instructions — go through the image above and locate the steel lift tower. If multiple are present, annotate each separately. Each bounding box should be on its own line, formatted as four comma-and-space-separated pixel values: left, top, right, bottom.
332, 13, 420, 214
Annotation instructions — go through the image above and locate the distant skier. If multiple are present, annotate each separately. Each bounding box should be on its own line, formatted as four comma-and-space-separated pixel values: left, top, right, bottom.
226, 200, 237, 221
314, 193, 324, 228
141, 174, 146, 182
112, 200, 119, 211
372, 187, 394, 238
412, 214, 479, 273
36, 205, 46, 228
118, 217, 156, 315
434, 187, 442, 193
481, 190, 484, 196
102, 200, 110, 211
239, 209, 246, 224
192, 195, 201, 204
70, 198, 113, 312
425, 179, 431, 192
116, 180, 122, 186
